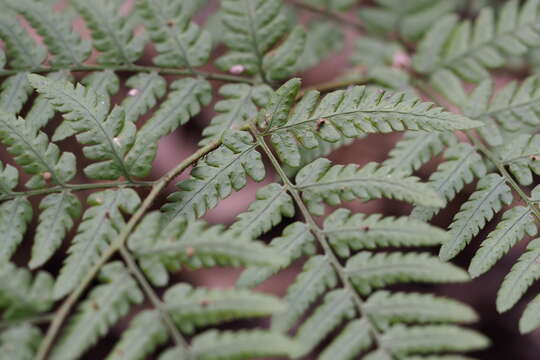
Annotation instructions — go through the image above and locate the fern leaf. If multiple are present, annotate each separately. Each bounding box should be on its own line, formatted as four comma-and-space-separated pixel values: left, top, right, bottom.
0, 13, 46, 69
125, 77, 212, 177
7, 0, 91, 65
30, 191, 82, 269
319, 319, 373, 360
162, 130, 265, 221
271, 255, 337, 332
324, 208, 447, 258
0, 73, 32, 115
469, 206, 538, 278
346, 252, 470, 295
412, 143, 487, 222
163, 283, 284, 334
200, 83, 271, 146
54, 189, 141, 299
230, 183, 294, 239
107, 311, 167, 360
500, 134, 540, 186
136, 0, 212, 68
365, 291, 478, 329
296, 158, 444, 215
294, 21, 344, 72
294, 289, 356, 357
413, 0, 540, 82
262, 25, 307, 81
439, 174, 513, 261
81, 70, 120, 98
28, 74, 136, 180
129, 214, 284, 286
520, 293, 540, 333
0, 197, 33, 260
0, 162, 18, 200
0, 262, 53, 320
121, 72, 167, 124
72, 0, 145, 65
380, 325, 489, 356
236, 222, 315, 288
497, 238, 540, 312
50, 262, 143, 360
170, 330, 301, 360
0, 324, 42, 360
382, 131, 457, 175
0, 111, 76, 188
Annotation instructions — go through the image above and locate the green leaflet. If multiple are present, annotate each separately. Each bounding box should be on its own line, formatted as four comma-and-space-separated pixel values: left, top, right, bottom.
262, 25, 307, 81
296, 158, 444, 215
50, 262, 143, 360
0, 72, 32, 115
0, 262, 53, 320
500, 134, 540, 186
411, 143, 487, 222
0, 197, 33, 260
125, 77, 212, 177
81, 70, 120, 98
163, 283, 285, 334
364, 291, 478, 329
324, 208, 447, 258
299, 0, 356, 11
28, 74, 136, 180
0, 324, 42, 360
497, 238, 540, 312
200, 83, 271, 146
0, 12, 46, 69
0, 161, 18, 200
236, 221, 316, 288
230, 183, 294, 239
7, 0, 91, 66
413, 0, 540, 82
294, 21, 344, 72
469, 206, 538, 278
121, 72, 167, 124
346, 252, 469, 295
520, 293, 540, 333
162, 130, 265, 221
136, 0, 212, 68
72, 0, 145, 65
271, 255, 337, 332
440, 174, 513, 261
54, 189, 141, 299
319, 319, 373, 360
128, 213, 284, 287
30, 191, 82, 269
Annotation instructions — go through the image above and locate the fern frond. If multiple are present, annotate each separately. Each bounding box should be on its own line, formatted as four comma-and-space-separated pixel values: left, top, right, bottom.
72, 0, 145, 65
54, 189, 141, 299
128, 213, 284, 286
0, 197, 32, 260
135, 0, 211, 68
230, 183, 294, 239
200, 83, 271, 146
346, 252, 470, 295
296, 158, 444, 215
30, 191, 82, 269
162, 130, 265, 221
365, 291, 478, 329
0, 13, 46, 69
121, 72, 167, 124
497, 238, 540, 312
271, 255, 337, 332
439, 174, 513, 261
0, 262, 53, 320
0, 111, 76, 188
0, 73, 32, 115
411, 143, 487, 222
500, 134, 540, 186
125, 77, 212, 177
50, 262, 143, 360
236, 221, 315, 288
261, 25, 307, 81
413, 0, 540, 82
81, 70, 120, 98
7, 0, 91, 66
324, 208, 447, 258
163, 283, 284, 334
294, 21, 344, 72
382, 131, 457, 175
29, 74, 136, 180
0, 324, 42, 360
469, 206, 537, 278
319, 319, 372, 360
294, 289, 356, 357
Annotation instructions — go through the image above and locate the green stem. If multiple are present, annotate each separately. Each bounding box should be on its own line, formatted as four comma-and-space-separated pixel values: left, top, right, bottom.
0, 65, 255, 84
289, 0, 364, 31
251, 125, 394, 358
0, 313, 54, 330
